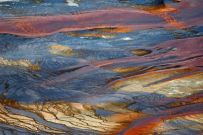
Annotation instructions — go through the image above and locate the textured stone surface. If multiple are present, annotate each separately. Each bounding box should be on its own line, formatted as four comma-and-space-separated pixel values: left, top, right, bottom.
0, 0, 202, 134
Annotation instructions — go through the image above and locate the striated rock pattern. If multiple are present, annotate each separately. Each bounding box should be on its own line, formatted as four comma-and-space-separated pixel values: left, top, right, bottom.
0, 57, 40, 71
0, 98, 143, 134
0, 0, 202, 135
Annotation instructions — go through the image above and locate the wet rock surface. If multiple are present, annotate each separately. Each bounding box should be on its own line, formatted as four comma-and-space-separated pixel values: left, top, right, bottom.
120, 0, 164, 6
0, 0, 202, 134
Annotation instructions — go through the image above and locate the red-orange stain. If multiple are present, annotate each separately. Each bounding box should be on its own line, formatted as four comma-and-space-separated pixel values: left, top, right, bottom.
141, 5, 185, 29
39, 36, 202, 86
122, 96, 203, 135
123, 118, 161, 135
1, 0, 202, 38
94, 37, 203, 69
0, 8, 166, 37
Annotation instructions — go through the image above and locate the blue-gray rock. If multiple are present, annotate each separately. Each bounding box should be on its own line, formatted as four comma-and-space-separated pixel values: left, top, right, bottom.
120, 0, 164, 6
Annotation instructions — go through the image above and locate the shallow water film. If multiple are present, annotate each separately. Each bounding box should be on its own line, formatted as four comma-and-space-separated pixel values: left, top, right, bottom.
0, 0, 203, 134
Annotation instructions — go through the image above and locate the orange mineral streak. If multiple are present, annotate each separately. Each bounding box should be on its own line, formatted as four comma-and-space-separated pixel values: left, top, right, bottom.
159, 13, 185, 29
142, 5, 185, 28
110, 67, 193, 88
95, 27, 133, 33
112, 66, 146, 73
67, 27, 133, 38
0, 98, 147, 134
0, 8, 171, 37
107, 112, 144, 123
122, 94, 203, 135
40, 37, 202, 87
124, 119, 162, 135
124, 106, 203, 135
168, 93, 203, 108
107, 112, 147, 135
